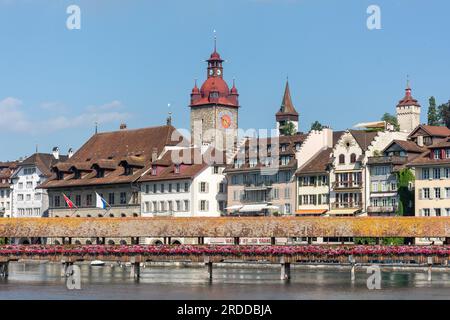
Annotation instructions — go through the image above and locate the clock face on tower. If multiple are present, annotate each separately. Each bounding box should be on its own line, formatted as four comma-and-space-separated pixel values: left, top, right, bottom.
218, 111, 233, 129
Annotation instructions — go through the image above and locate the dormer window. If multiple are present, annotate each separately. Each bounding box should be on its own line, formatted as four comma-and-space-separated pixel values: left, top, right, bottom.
281, 144, 287, 152
151, 165, 157, 176
57, 171, 64, 180
97, 168, 105, 178
174, 164, 180, 174
124, 166, 134, 176
295, 143, 301, 151
73, 169, 81, 179
249, 158, 257, 168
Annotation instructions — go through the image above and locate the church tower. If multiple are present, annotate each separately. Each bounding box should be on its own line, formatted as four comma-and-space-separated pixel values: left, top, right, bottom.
189, 42, 239, 151
276, 80, 299, 135
396, 80, 421, 134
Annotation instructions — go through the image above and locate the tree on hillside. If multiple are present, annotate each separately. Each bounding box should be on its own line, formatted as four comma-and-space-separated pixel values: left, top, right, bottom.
396, 168, 415, 216
381, 113, 400, 131
427, 96, 440, 126
310, 121, 324, 131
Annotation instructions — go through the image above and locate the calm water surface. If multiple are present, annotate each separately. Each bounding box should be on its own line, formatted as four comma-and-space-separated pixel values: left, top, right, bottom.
0, 262, 449, 300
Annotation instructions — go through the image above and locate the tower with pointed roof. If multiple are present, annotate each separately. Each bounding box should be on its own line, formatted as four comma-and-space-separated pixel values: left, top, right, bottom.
189, 40, 239, 151
396, 80, 421, 134
276, 80, 299, 135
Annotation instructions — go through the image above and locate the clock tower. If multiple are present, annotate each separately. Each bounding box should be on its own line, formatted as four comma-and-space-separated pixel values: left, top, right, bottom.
190, 43, 239, 152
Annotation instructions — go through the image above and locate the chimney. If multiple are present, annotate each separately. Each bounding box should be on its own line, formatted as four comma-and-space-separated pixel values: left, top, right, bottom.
152, 147, 158, 162
120, 123, 127, 130
52, 147, 60, 160
68, 148, 74, 159
417, 135, 424, 147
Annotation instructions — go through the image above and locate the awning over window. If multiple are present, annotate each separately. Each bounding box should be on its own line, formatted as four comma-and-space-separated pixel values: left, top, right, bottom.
239, 204, 270, 213
295, 209, 328, 216
225, 205, 243, 211
326, 209, 359, 216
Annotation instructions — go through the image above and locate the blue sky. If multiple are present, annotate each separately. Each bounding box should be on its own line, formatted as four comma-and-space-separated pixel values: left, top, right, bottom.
0, 0, 449, 161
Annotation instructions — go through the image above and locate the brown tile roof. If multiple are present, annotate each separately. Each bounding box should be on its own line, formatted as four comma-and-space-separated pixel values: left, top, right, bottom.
39, 125, 187, 189
384, 140, 426, 153
349, 130, 378, 151
138, 148, 218, 182
333, 131, 345, 145
409, 125, 450, 138
225, 133, 307, 173
296, 148, 332, 175
20, 153, 68, 177
275, 81, 299, 119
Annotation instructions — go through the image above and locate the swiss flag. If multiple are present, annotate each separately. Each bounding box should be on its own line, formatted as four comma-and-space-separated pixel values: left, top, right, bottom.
62, 193, 76, 209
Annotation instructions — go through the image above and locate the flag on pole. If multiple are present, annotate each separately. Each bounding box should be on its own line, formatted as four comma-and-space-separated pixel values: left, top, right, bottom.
95, 192, 109, 209
62, 193, 76, 209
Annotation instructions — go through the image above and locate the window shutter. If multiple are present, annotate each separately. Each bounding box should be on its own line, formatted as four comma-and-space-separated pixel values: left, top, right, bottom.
206, 201, 209, 211
206, 182, 209, 193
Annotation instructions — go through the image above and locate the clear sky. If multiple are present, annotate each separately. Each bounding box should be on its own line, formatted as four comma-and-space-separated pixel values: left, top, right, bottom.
0, 0, 449, 161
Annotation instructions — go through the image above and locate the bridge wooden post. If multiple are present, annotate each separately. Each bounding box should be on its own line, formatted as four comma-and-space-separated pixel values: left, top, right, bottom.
427, 257, 433, 282
204, 257, 213, 282
234, 237, 240, 245
349, 255, 356, 282
198, 237, 205, 245
375, 238, 381, 245
280, 257, 291, 281
130, 257, 141, 280
101, 237, 106, 245
271, 237, 276, 245
61, 260, 73, 277
0, 261, 8, 279
68, 237, 72, 245
445, 238, 450, 245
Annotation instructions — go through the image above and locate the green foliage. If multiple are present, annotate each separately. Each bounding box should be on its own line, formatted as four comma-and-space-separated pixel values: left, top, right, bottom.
372, 150, 382, 157
0, 238, 4, 245
354, 237, 405, 245
439, 101, 450, 129
396, 168, 415, 216
280, 121, 296, 136
310, 121, 324, 131
427, 96, 440, 126
381, 113, 400, 131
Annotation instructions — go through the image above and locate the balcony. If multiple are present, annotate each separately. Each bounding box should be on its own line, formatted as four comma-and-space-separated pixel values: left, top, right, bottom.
367, 206, 397, 214
331, 202, 362, 209
244, 182, 273, 191
333, 181, 363, 190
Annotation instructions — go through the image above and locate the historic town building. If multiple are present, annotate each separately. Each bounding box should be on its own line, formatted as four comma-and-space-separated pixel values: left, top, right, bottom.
190, 44, 239, 152
408, 137, 450, 244
0, 162, 17, 218
276, 81, 299, 135
396, 82, 421, 134
11, 151, 67, 219
40, 124, 187, 219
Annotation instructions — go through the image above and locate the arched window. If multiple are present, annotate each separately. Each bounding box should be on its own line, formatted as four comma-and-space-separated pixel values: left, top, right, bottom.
171, 240, 182, 245
133, 213, 139, 217
339, 154, 345, 164
107, 240, 115, 245
120, 240, 127, 245
75, 240, 81, 245
109, 213, 114, 217
86, 240, 92, 245
350, 153, 357, 163
121, 213, 127, 218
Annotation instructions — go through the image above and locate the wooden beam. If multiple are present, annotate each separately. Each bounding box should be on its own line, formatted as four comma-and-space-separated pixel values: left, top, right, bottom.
0, 217, 448, 238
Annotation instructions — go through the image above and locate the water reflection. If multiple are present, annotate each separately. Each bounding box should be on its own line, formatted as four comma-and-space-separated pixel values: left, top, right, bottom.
0, 262, 449, 300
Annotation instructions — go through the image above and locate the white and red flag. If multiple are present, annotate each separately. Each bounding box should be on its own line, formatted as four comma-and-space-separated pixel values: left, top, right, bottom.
62, 193, 77, 209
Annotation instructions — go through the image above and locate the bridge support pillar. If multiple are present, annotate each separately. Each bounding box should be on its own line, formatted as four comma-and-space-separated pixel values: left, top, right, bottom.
280, 262, 291, 281
204, 257, 213, 282
0, 261, 8, 279
61, 261, 73, 277
280, 257, 290, 281
130, 257, 141, 280
427, 257, 433, 282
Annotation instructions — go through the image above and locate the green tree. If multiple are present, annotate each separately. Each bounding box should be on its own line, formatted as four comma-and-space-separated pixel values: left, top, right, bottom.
280, 121, 296, 136
310, 121, 324, 131
439, 101, 450, 129
381, 113, 399, 131
396, 168, 415, 216
427, 96, 440, 126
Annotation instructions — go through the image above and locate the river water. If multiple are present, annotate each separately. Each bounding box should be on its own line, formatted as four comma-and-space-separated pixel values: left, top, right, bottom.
0, 262, 449, 300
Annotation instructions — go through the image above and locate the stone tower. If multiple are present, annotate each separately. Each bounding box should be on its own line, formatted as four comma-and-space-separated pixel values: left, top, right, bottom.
276, 80, 299, 135
189, 43, 239, 151
396, 81, 421, 134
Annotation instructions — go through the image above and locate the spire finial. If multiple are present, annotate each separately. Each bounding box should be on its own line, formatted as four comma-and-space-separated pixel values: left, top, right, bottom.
167, 103, 172, 126
213, 29, 217, 52
95, 121, 98, 134
406, 74, 410, 89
